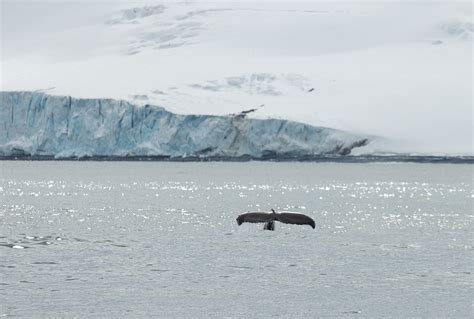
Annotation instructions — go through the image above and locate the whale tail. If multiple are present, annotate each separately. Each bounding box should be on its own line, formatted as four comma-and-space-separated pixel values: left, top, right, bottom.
236, 210, 315, 231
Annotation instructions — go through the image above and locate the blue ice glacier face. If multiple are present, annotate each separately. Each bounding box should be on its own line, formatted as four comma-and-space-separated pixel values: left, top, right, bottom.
0, 91, 368, 158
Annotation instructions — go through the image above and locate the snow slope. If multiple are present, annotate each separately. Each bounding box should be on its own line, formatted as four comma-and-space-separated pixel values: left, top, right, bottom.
0, 91, 368, 158
1, 0, 472, 155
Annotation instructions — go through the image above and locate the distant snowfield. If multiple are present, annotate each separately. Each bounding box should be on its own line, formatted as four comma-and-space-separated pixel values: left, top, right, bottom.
1, 0, 472, 155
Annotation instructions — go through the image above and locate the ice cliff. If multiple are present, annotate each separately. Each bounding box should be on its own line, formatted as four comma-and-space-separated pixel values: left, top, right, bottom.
0, 91, 368, 159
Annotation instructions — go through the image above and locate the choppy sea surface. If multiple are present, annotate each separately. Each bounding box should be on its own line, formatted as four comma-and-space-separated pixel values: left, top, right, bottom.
0, 161, 472, 318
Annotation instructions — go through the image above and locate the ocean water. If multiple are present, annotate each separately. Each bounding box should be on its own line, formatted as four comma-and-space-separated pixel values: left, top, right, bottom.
0, 161, 472, 318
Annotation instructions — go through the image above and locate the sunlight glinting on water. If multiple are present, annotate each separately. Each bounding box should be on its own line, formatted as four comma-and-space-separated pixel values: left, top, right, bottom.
0, 162, 472, 317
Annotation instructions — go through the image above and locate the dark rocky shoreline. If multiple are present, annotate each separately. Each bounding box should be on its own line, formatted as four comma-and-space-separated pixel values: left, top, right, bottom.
1, 155, 472, 164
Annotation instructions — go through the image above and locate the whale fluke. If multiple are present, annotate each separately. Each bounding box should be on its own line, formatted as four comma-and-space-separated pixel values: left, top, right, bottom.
236, 209, 315, 230
236, 212, 274, 225
276, 212, 315, 228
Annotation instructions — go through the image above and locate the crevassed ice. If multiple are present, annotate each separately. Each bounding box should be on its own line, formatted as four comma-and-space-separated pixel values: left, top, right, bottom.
0, 91, 368, 159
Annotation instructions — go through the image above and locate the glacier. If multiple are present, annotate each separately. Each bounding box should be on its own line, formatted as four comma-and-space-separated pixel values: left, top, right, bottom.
0, 91, 368, 159
1, 2, 472, 155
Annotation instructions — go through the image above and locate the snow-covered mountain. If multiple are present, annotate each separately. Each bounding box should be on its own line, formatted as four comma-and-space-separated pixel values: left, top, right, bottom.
1, 1, 472, 155
0, 91, 368, 158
